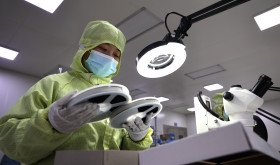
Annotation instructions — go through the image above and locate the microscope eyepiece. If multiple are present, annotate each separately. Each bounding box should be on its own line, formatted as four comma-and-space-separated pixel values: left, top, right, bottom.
250, 74, 273, 98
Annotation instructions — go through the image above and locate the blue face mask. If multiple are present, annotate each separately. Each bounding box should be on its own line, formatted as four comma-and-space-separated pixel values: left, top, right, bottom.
85, 50, 118, 77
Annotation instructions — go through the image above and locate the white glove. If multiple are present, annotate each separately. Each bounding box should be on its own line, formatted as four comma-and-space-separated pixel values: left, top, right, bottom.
48, 90, 100, 134
122, 113, 153, 142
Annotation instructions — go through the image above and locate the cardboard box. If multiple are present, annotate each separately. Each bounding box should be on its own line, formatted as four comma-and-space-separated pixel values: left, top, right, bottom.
54, 122, 280, 165
139, 122, 280, 165
54, 150, 138, 165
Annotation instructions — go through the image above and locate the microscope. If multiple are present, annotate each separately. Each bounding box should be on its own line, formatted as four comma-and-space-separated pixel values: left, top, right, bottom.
194, 74, 277, 141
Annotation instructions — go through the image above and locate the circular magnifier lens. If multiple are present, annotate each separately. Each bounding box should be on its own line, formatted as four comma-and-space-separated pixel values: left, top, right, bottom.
148, 54, 174, 69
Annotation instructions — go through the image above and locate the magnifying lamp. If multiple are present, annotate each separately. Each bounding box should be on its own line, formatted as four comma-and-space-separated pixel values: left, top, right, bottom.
136, 0, 250, 78
136, 15, 191, 78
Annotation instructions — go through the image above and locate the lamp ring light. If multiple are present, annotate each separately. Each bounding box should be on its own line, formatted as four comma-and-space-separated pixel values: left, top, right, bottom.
136, 0, 251, 78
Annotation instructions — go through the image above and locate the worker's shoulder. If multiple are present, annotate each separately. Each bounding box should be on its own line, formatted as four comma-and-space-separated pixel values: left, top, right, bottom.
36, 72, 74, 87
42, 71, 73, 80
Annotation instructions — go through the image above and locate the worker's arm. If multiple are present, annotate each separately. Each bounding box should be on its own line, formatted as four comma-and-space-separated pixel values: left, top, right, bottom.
0, 77, 70, 164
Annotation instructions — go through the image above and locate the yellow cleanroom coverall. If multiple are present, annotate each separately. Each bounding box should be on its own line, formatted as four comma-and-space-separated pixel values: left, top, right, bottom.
0, 21, 153, 165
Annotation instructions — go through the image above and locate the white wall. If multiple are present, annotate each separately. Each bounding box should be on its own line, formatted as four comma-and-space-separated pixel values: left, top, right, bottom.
185, 113, 197, 137
0, 68, 39, 117
0, 68, 39, 160
151, 110, 190, 139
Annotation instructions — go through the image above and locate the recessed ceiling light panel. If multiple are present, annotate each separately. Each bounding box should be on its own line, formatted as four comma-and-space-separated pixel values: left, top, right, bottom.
204, 83, 223, 91
0, 46, 18, 60
187, 108, 195, 112
25, 0, 64, 13
157, 97, 169, 102
254, 5, 280, 31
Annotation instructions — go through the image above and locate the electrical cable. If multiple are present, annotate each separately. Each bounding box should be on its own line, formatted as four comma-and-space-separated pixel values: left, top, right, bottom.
268, 88, 280, 92
258, 108, 280, 121
164, 12, 185, 35
254, 85, 280, 126
256, 111, 280, 126
269, 86, 280, 92
270, 86, 280, 89
197, 91, 224, 121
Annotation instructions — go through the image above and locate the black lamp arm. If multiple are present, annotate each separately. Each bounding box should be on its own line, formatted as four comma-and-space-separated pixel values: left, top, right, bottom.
189, 0, 250, 23
165, 0, 251, 40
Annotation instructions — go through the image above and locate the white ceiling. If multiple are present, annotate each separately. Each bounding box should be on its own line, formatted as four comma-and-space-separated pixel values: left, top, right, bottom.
1, 0, 280, 114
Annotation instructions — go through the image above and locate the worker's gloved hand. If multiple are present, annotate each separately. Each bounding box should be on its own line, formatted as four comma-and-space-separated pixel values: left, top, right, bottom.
48, 90, 100, 134
122, 113, 153, 142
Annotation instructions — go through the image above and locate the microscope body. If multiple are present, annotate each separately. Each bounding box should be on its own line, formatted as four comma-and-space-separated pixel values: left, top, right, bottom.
194, 74, 273, 134
223, 86, 263, 128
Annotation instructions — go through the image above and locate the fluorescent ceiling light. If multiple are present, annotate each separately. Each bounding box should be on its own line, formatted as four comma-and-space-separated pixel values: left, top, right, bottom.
0, 46, 18, 60
117, 7, 163, 42
25, 0, 64, 13
157, 97, 169, 102
185, 64, 225, 80
187, 108, 195, 112
254, 5, 280, 31
204, 83, 223, 91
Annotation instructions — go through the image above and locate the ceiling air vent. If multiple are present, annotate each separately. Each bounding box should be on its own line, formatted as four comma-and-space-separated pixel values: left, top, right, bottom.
185, 64, 225, 80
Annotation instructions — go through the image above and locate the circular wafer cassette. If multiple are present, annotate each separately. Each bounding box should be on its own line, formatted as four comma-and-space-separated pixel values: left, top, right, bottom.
67, 84, 132, 122
110, 97, 162, 128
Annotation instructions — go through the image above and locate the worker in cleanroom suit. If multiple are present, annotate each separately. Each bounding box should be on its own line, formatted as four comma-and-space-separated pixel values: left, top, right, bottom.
0, 21, 153, 165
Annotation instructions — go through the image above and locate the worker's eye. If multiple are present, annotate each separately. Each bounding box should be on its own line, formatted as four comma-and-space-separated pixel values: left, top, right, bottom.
98, 46, 107, 51
114, 54, 120, 59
